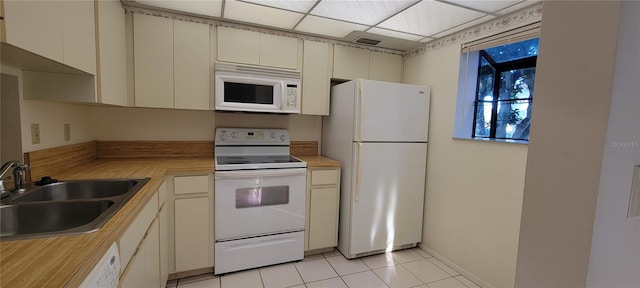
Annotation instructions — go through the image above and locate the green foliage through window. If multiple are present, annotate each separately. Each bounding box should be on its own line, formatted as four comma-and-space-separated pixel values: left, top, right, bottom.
473, 38, 538, 141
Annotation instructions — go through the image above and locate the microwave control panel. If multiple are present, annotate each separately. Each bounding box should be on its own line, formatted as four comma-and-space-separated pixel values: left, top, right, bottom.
285, 84, 298, 108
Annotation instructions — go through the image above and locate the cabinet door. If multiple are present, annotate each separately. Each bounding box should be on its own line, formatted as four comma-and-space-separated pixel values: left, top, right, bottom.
302, 41, 331, 115
62, 0, 96, 74
333, 45, 369, 80
97, 0, 127, 106
4, 0, 63, 63
175, 197, 210, 272
308, 187, 339, 250
120, 245, 145, 288
144, 219, 160, 288
134, 14, 174, 108
174, 20, 210, 110
159, 205, 169, 286
217, 26, 259, 65
369, 52, 403, 83
260, 33, 298, 69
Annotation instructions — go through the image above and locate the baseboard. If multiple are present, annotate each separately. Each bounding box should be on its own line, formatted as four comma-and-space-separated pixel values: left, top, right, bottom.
168, 267, 214, 281
418, 244, 494, 288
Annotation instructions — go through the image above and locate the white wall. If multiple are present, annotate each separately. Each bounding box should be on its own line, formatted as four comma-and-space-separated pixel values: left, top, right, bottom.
587, 1, 640, 286
515, 1, 621, 286
404, 36, 528, 288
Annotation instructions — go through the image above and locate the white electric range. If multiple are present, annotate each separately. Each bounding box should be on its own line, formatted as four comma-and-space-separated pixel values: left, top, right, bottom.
213, 128, 307, 275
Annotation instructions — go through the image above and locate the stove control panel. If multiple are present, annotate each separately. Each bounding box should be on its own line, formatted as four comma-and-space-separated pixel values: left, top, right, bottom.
216, 128, 289, 145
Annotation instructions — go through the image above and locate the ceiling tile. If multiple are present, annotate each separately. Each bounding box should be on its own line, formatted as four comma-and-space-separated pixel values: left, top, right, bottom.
239, 0, 316, 13
430, 15, 496, 38
311, 0, 417, 26
136, 0, 223, 17
295, 15, 368, 38
445, 0, 522, 13
378, 0, 486, 36
367, 27, 425, 41
224, 0, 303, 29
496, 0, 541, 15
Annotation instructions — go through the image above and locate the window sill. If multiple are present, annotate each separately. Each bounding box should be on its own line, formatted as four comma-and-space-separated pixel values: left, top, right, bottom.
452, 136, 528, 145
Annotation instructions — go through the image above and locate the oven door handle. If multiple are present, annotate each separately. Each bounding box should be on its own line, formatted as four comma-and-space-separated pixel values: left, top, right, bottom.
215, 168, 307, 179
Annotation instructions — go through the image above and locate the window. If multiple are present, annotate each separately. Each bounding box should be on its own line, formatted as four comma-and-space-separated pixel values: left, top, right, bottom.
473, 38, 538, 141
454, 23, 540, 144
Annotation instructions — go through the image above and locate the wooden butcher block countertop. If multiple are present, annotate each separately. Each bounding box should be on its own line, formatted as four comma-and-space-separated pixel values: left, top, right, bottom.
0, 156, 339, 287
0, 158, 214, 288
297, 156, 342, 168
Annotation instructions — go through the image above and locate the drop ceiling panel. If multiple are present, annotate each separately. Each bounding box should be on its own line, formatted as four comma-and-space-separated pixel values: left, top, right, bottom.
445, 0, 523, 13
136, 0, 223, 17
496, 0, 541, 15
224, 0, 303, 29
296, 15, 368, 38
430, 15, 496, 38
310, 0, 417, 26
378, 0, 486, 36
239, 0, 316, 13
367, 27, 425, 41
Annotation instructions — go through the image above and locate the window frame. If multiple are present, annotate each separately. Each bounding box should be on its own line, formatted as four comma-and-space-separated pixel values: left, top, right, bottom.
471, 50, 537, 141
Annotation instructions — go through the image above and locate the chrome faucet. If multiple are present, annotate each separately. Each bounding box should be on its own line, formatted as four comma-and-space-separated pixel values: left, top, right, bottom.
0, 160, 29, 197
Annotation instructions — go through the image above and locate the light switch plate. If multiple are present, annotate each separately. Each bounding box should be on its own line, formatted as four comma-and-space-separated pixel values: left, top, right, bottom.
628, 165, 640, 218
31, 123, 40, 144
64, 124, 71, 141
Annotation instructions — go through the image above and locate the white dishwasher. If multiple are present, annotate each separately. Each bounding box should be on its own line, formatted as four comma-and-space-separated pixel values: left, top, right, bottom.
79, 242, 120, 288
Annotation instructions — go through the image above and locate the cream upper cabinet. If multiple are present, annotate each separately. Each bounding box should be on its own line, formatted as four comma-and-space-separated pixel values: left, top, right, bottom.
333, 45, 369, 80
133, 13, 174, 109
62, 0, 96, 75
260, 33, 299, 69
217, 26, 299, 69
217, 26, 260, 65
302, 40, 332, 115
96, 0, 127, 106
333, 45, 403, 82
174, 20, 210, 110
369, 51, 403, 83
306, 168, 341, 251
132, 14, 210, 110
3, 0, 96, 74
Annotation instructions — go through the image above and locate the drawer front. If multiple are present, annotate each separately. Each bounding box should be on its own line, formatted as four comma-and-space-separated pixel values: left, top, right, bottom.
174, 175, 209, 195
311, 169, 338, 186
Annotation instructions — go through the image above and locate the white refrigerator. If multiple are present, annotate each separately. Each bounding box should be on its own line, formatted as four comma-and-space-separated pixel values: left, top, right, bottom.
322, 79, 430, 259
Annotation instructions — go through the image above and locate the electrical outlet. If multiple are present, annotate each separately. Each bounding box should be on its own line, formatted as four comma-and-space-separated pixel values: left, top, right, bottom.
64, 124, 71, 141
31, 123, 40, 144
628, 165, 640, 218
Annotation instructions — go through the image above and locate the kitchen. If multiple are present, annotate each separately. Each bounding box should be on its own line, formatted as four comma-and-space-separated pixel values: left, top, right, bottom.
1, 1, 638, 288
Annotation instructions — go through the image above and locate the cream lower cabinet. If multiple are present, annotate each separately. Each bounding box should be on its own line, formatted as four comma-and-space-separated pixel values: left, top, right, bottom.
120, 181, 168, 288
305, 168, 341, 251
172, 174, 214, 273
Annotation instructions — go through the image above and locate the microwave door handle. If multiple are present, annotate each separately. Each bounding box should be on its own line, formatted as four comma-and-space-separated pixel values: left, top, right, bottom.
215, 168, 307, 179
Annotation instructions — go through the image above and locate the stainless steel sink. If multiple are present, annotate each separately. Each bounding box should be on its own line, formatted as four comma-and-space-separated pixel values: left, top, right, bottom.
0, 178, 149, 240
10, 179, 140, 203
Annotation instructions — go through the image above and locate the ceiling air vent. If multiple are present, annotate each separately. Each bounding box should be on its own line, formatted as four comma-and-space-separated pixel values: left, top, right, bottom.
355, 37, 382, 46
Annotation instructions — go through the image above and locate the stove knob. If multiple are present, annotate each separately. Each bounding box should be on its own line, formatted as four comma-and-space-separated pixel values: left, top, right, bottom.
270, 132, 276, 139
280, 134, 286, 141
220, 134, 227, 141
231, 132, 238, 138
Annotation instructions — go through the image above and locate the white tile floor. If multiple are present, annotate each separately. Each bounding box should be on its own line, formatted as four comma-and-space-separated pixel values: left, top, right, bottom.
166, 248, 481, 288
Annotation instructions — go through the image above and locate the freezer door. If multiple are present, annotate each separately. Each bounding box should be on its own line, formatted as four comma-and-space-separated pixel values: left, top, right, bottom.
354, 80, 430, 142
349, 142, 427, 255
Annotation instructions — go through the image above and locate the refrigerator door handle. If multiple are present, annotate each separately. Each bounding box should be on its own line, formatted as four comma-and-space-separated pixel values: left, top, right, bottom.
353, 143, 362, 203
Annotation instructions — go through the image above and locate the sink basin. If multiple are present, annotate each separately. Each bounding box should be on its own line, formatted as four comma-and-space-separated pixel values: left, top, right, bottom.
1, 200, 114, 237
10, 179, 140, 203
0, 178, 149, 240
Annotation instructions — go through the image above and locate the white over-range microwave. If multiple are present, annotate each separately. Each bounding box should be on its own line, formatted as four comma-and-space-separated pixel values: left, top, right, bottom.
214, 63, 301, 113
